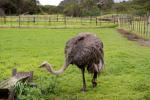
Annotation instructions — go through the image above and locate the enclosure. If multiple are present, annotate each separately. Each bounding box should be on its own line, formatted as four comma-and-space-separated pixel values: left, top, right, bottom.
0, 0, 150, 99
0, 15, 116, 28
0, 28, 150, 99
0, 14, 150, 39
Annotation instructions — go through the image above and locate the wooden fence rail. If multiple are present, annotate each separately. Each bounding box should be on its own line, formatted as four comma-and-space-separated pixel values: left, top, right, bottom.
0, 15, 116, 28
1, 14, 148, 38
118, 14, 150, 39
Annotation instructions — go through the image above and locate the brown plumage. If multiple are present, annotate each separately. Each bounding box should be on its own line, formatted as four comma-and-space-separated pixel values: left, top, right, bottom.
40, 33, 104, 92
65, 33, 104, 72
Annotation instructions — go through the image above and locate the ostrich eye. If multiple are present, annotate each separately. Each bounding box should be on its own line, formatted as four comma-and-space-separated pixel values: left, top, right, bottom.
43, 63, 47, 66
40, 62, 47, 68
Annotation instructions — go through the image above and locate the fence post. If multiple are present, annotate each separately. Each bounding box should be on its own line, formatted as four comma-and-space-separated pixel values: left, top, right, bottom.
10, 16, 12, 27
57, 14, 59, 22
146, 16, 149, 36
0, 16, 1, 25
12, 68, 17, 76
143, 16, 146, 35
96, 17, 97, 26
121, 15, 122, 27
135, 16, 138, 32
90, 16, 92, 25
138, 16, 142, 35
100, 16, 102, 26
129, 16, 132, 30
19, 15, 21, 28
138, 16, 140, 33
27, 16, 29, 27
140, 16, 142, 34
118, 16, 121, 28
81, 16, 83, 25
132, 16, 134, 31
112, 15, 115, 24
33, 16, 35, 23
64, 15, 66, 27
4, 16, 6, 24
141, 16, 144, 36
29, 71, 34, 82
49, 17, 51, 26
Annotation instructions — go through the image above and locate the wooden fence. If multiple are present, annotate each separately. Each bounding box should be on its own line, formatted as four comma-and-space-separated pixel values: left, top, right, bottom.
118, 14, 150, 39
1, 14, 149, 38
0, 15, 116, 28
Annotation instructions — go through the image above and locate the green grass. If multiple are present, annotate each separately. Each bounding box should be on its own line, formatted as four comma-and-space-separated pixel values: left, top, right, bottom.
0, 28, 150, 100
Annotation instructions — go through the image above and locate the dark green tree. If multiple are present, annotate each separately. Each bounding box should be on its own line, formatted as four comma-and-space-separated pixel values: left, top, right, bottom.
59, 0, 103, 16
0, 0, 40, 15
132, 0, 150, 14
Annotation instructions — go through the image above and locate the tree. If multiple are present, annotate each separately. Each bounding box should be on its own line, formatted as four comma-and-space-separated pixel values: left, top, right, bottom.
63, 1, 82, 16
132, 0, 150, 14
0, 0, 40, 15
59, 0, 102, 16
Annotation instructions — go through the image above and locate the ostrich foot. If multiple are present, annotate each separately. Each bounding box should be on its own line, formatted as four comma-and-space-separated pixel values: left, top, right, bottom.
80, 87, 87, 92
92, 80, 97, 88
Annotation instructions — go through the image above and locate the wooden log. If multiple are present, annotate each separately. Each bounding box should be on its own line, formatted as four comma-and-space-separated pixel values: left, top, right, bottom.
0, 69, 34, 99
12, 68, 17, 76
0, 89, 9, 99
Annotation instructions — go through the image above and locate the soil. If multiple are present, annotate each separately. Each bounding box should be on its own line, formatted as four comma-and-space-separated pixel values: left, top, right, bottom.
117, 29, 150, 47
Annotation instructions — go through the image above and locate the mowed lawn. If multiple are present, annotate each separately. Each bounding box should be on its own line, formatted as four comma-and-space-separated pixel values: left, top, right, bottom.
0, 28, 150, 100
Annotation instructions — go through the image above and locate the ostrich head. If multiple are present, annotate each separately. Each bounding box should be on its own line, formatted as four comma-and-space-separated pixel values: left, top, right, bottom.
40, 61, 51, 68
39, 61, 54, 73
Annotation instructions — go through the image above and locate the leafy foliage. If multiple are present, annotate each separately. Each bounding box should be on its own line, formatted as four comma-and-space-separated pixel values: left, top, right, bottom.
13, 76, 60, 99
14, 81, 28, 97
0, 0, 39, 15
60, 0, 114, 16
112, 0, 150, 15
0, 0, 150, 16
131, 0, 150, 15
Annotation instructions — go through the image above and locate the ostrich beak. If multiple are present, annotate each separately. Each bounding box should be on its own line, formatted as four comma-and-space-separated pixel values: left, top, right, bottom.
39, 61, 53, 68
39, 64, 44, 68
39, 64, 43, 68
39, 61, 48, 68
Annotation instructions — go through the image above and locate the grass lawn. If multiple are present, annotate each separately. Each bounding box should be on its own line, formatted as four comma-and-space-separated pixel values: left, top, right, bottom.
0, 28, 150, 100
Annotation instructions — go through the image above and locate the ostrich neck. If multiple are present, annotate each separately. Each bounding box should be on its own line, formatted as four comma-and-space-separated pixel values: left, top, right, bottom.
45, 63, 68, 75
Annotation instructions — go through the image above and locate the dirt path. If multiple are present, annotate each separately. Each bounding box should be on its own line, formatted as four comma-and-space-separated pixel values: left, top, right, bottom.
117, 29, 150, 47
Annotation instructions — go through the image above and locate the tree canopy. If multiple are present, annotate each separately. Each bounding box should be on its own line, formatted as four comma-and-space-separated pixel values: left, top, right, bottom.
131, 0, 150, 15
0, 0, 150, 16
59, 0, 114, 16
0, 0, 39, 15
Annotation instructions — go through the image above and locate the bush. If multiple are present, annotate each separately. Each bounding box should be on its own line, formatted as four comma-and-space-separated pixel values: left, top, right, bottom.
14, 76, 60, 99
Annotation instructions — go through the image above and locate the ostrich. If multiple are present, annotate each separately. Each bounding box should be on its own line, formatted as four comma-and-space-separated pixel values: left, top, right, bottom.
40, 33, 104, 92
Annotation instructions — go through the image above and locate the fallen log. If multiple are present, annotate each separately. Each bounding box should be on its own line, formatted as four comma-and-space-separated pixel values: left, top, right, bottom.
0, 68, 33, 100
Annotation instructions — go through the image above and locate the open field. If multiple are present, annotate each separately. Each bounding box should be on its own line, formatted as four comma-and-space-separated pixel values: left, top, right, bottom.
0, 28, 150, 99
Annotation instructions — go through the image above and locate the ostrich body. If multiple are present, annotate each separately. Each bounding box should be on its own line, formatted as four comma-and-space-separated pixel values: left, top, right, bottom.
40, 33, 104, 92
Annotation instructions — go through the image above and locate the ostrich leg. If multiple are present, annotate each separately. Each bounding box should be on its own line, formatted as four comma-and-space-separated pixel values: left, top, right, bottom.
81, 68, 86, 92
92, 72, 97, 87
